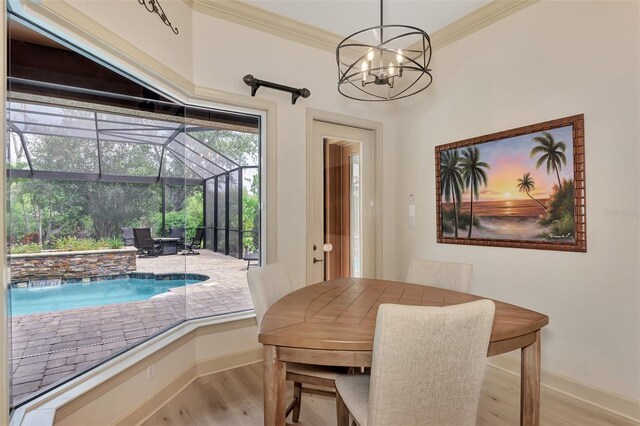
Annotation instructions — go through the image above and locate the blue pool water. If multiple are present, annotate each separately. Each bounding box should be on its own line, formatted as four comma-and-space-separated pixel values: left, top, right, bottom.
10, 277, 204, 316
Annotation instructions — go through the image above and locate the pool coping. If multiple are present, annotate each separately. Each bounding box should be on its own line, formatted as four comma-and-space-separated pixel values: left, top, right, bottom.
8, 247, 138, 259
10, 272, 210, 288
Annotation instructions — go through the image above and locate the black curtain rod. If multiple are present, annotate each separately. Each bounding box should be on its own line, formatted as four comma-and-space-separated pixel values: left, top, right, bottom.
243, 74, 310, 105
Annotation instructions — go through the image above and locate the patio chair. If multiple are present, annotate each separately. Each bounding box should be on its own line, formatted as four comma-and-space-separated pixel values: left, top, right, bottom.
168, 226, 186, 250
121, 227, 135, 247
182, 227, 205, 255
133, 228, 160, 257
243, 252, 259, 270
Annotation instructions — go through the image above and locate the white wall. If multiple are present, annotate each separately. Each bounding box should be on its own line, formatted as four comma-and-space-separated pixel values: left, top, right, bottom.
191, 12, 397, 284
393, 0, 640, 400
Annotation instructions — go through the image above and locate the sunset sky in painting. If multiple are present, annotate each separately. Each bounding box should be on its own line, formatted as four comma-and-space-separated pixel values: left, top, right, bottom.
455, 125, 574, 203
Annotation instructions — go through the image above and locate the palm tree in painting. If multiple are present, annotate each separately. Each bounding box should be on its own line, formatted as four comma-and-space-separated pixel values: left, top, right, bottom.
460, 146, 490, 238
516, 172, 547, 210
440, 149, 463, 237
530, 132, 567, 190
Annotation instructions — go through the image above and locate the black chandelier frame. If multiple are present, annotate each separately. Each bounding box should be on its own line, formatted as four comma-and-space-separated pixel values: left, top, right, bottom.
335, 0, 433, 102
336, 24, 432, 101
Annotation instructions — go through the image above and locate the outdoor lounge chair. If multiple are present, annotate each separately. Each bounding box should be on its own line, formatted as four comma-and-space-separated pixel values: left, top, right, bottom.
168, 226, 186, 250
133, 228, 160, 257
182, 227, 205, 255
121, 227, 136, 247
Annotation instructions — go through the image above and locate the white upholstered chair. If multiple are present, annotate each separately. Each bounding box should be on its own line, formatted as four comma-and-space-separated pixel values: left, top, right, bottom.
406, 258, 473, 293
247, 263, 347, 422
335, 300, 495, 426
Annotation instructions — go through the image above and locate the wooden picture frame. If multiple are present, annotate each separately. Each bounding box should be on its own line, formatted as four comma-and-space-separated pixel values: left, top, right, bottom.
435, 114, 586, 252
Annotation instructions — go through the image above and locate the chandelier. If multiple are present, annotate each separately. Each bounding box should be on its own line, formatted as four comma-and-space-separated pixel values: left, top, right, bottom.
336, 0, 432, 101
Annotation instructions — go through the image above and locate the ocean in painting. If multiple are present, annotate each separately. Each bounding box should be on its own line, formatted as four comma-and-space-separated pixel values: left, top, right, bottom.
452, 199, 549, 218
442, 199, 570, 242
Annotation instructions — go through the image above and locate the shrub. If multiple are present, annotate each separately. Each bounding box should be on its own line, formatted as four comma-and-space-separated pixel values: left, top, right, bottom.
442, 207, 480, 232
99, 237, 124, 250
457, 211, 480, 230
19, 232, 40, 245
53, 237, 122, 251
11, 243, 42, 254
540, 179, 574, 226
54, 237, 99, 251
549, 211, 575, 238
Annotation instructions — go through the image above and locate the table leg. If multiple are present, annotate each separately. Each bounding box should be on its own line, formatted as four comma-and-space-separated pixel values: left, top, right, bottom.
263, 345, 286, 426
336, 389, 350, 426
520, 330, 541, 426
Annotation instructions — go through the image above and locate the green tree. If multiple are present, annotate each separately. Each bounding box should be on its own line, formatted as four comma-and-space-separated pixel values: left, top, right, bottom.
242, 172, 260, 253
189, 130, 259, 166
9, 179, 90, 246
516, 172, 547, 210
530, 132, 567, 190
440, 149, 463, 237
460, 147, 490, 238
87, 183, 161, 238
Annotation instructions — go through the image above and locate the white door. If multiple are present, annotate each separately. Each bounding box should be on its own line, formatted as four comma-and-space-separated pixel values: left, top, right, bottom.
307, 121, 375, 284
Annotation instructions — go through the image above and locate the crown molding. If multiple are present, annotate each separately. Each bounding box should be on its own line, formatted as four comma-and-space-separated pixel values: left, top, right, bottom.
186, 0, 344, 54
430, 0, 540, 50
186, 0, 539, 54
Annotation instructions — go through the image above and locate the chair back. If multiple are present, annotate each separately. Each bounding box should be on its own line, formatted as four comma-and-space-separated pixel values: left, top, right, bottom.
169, 226, 185, 241
406, 258, 473, 293
191, 227, 205, 247
246, 263, 294, 325
133, 228, 155, 249
367, 300, 495, 426
121, 227, 135, 246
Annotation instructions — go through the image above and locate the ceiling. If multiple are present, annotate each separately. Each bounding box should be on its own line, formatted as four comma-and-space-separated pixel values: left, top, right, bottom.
243, 0, 491, 38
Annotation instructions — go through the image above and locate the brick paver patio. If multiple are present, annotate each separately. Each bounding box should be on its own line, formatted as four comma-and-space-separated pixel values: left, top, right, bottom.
10, 250, 254, 405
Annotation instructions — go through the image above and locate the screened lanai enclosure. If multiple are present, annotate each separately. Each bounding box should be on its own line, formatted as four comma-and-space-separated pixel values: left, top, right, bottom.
6, 88, 261, 259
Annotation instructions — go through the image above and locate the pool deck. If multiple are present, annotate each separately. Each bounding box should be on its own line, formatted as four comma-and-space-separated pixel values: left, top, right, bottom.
10, 250, 255, 405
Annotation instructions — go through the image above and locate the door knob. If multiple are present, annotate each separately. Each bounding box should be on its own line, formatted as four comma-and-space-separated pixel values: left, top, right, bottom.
313, 257, 324, 264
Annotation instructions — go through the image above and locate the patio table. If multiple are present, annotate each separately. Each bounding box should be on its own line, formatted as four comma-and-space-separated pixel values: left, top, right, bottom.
154, 237, 180, 255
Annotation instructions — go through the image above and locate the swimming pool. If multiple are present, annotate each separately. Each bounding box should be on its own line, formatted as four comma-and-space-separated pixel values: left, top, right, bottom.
10, 274, 209, 316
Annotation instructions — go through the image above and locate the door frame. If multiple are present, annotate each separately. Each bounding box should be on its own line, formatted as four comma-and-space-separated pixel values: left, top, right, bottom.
305, 109, 384, 285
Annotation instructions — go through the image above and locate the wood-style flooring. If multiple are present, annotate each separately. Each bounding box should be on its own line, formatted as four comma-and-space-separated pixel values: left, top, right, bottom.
143, 363, 637, 426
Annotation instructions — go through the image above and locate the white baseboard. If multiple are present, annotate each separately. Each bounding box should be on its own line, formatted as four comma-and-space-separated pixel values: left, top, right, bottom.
487, 355, 640, 423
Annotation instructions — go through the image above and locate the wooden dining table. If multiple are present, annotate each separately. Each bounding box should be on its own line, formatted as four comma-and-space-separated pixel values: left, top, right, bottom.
258, 277, 549, 426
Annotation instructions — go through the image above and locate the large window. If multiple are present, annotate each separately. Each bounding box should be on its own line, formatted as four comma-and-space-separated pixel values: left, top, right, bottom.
6, 17, 262, 409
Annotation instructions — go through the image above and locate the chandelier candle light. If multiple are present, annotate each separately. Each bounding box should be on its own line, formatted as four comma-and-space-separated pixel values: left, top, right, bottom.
336, 0, 432, 101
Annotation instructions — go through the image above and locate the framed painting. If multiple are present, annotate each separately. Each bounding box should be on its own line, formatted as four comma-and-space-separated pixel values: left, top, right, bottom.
435, 114, 586, 252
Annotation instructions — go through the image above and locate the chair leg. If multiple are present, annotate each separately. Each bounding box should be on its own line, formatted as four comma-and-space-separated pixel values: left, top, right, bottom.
292, 381, 302, 422
336, 389, 350, 426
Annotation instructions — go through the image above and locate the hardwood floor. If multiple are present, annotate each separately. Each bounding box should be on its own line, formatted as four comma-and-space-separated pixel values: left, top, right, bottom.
143, 363, 636, 426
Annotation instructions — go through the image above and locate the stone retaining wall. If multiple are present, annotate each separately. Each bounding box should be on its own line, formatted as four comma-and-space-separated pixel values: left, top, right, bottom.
9, 248, 138, 282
